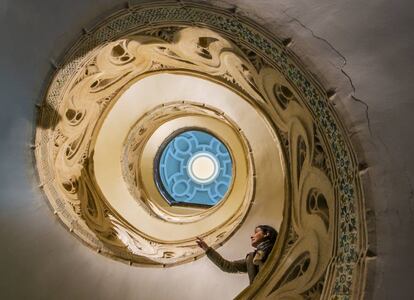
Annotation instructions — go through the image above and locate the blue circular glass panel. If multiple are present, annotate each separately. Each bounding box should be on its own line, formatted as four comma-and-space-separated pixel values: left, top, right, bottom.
157, 130, 233, 206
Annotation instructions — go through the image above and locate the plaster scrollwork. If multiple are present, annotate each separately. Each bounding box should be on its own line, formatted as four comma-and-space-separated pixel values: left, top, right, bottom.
121, 102, 250, 224
37, 27, 264, 266
250, 112, 334, 299
35, 3, 367, 299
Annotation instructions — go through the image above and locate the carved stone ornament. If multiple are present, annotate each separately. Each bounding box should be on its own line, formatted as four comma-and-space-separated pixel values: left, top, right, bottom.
34, 2, 367, 299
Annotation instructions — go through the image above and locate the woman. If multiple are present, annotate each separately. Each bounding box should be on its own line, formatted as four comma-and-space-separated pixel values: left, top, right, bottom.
196, 225, 278, 284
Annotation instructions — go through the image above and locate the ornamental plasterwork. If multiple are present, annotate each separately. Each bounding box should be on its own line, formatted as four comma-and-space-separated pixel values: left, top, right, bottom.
34, 3, 367, 299
121, 102, 249, 223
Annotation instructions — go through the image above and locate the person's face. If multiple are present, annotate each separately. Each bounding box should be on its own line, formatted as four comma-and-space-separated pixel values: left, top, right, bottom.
250, 227, 267, 247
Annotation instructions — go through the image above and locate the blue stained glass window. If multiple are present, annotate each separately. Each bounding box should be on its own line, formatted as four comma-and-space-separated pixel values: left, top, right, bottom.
156, 130, 233, 207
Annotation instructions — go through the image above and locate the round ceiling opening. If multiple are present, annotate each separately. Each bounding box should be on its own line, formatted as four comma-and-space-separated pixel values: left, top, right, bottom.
156, 129, 232, 207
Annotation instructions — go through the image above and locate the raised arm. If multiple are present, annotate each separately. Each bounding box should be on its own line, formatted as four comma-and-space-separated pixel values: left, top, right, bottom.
196, 237, 247, 273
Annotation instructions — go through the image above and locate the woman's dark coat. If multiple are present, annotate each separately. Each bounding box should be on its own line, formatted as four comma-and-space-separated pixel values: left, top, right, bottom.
205, 247, 263, 284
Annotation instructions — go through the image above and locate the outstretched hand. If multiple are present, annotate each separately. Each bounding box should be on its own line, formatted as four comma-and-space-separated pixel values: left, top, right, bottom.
196, 237, 209, 251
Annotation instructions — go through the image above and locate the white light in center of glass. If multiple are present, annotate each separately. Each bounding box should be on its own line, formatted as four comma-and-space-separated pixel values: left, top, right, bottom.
187, 152, 219, 184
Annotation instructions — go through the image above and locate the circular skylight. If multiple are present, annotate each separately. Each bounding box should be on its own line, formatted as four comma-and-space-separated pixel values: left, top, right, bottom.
157, 130, 232, 206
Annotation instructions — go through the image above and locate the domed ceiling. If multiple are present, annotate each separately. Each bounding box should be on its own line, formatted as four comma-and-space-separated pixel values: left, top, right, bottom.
33, 2, 368, 299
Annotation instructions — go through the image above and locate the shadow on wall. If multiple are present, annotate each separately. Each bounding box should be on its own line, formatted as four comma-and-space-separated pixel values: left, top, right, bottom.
37, 100, 61, 129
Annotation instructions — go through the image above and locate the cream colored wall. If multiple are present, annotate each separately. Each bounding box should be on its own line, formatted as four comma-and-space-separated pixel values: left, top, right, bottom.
0, 0, 413, 299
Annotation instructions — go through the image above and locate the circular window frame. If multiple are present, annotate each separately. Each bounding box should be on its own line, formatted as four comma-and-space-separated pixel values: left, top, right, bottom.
153, 127, 234, 209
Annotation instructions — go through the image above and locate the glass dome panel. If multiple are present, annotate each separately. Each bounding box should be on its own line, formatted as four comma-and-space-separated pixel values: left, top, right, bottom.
156, 130, 233, 207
